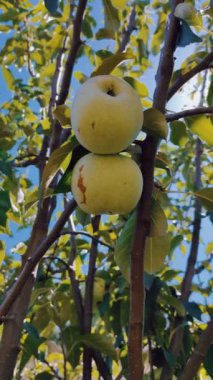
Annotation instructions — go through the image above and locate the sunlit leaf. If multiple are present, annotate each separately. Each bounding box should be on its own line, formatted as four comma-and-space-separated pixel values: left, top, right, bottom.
111, 0, 128, 9
194, 187, 213, 211
41, 140, 74, 198
0, 240, 5, 267
2, 66, 14, 90
186, 115, 213, 145
124, 76, 149, 98
144, 235, 170, 274
102, 0, 119, 31
91, 51, 133, 76
53, 104, 71, 127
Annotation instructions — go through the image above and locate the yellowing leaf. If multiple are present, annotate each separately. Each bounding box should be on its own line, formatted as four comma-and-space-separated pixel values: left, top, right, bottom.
41, 141, 73, 198
2, 66, 14, 90
53, 105, 71, 126
186, 115, 213, 146
124, 76, 149, 98
41, 118, 51, 130
143, 108, 168, 139
0, 273, 4, 286
91, 51, 133, 76
111, 0, 128, 9
194, 187, 213, 211
11, 242, 27, 255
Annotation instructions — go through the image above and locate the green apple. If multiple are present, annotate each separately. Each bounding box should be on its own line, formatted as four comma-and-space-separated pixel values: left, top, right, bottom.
71, 153, 143, 215
71, 75, 143, 154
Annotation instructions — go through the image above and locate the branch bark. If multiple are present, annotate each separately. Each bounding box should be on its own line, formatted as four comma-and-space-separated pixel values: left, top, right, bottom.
128, 2, 182, 379
167, 51, 213, 100
160, 71, 208, 380
83, 215, 101, 380
0, 199, 77, 322
179, 320, 213, 380
166, 106, 213, 122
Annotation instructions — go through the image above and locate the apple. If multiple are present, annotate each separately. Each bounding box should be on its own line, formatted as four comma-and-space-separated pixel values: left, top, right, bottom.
71, 153, 143, 215
71, 75, 143, 154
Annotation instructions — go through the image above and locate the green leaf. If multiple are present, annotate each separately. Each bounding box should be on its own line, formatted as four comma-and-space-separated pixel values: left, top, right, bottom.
35, 373, 53, 380
2, 66, 14, 90
91, 52, 133, 76
184, 302, 202, 320
176, 20, 202, 48
41, 141, 73, 198
150, 199, 168, 237
144, 235, 170, 274
114, 212, 136, 281
96, 28, 115, 40
44, 0, 59, 15
159, 294, 185, 317
102, 0, 119, 32
115, 206, 170, 280
174, 3, 203, 27
123, 76, 149, 98
53, 104, 71, 127
0, 190, 11, 227
143, 108, 168, 139
194, 187, 213, 211
75, 207, 91, 227
186, 115, 213, 146
54, 169, 72, 194
169, 235, 183, 256
170, 121, 189, 147
81, 333, 117, 360
204, 345, 213, 378
111, 0, 128, 9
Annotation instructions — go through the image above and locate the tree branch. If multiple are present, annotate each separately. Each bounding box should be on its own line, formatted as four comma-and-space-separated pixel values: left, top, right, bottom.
179, 320, 213, 380
57, 0, 88, 105
166, 106, 213, 122
167, 51, 213, 100
0, 199, 77, 322
128, 2, 182, 379
83, 215, 101, 380
117, 4, 136, 53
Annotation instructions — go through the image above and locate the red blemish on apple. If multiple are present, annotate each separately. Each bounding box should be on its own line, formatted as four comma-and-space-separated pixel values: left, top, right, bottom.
77, 165, 87, 204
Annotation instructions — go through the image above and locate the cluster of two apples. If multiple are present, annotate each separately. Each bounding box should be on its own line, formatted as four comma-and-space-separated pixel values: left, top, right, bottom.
71, 75, 144, 215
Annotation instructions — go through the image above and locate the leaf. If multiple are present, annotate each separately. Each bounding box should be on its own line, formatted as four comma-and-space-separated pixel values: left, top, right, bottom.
91, 51, 133, 76
176, 20, 202, 48
81, 333, 117, 360
143, 108, 168, 139
169, 235, 183, 256
123, 77, 149, 98
53, 104, 71, 127
150, 199, 168, 237
41, 141, 74, 198
184, 302, 202, 320
207, 75, 213, 107
170, 121, 189, 147
111, 0, 128, 9
194, 188, 213, 211
144, 235, 171, 274
44, 0, 59, 15
115, 208, 170, 280
204, 345, 213, 378
102, 0, 119, 32
159, 294, 185, 317
96, 28, 115, 40
2, 66, 14, 90
186, 115, 213, 146
75, 207, 91, 227
0, 240, 5, 267
174, 3, 203, 27
35, 373, 53, 380
0, 189, 11, 227
54, 168, 72, 194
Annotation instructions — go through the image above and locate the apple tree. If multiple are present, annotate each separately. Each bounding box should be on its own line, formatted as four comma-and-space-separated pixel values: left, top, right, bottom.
0, 0, 212, 379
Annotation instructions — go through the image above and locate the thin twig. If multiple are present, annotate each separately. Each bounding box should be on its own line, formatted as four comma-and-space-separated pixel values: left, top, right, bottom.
166, 106, 213, 122
167, 51, 213, 100
0, 199, 77, 322
117, 4, 136, 53
60, 230, 114, 250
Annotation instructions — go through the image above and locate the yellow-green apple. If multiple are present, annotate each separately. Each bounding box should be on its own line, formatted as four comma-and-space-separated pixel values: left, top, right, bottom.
71, 153, 143, 215
71, 75, 143, 154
